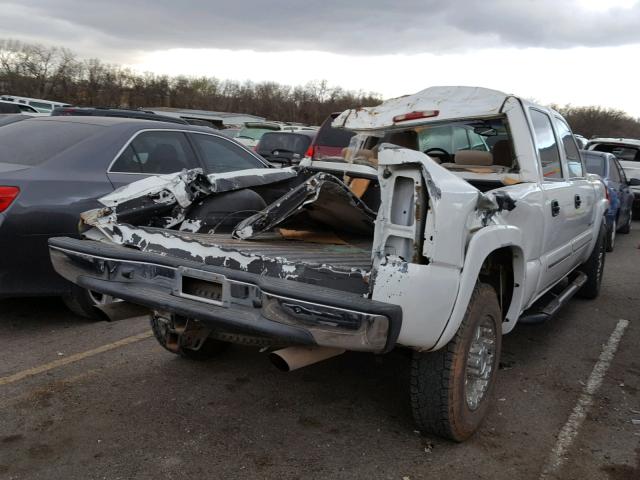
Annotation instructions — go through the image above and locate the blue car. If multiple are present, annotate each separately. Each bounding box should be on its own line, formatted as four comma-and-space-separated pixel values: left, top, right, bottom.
582, 150, 634, 251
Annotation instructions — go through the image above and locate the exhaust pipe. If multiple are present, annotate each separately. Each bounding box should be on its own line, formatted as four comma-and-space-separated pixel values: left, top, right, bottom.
269, 346, 345, 372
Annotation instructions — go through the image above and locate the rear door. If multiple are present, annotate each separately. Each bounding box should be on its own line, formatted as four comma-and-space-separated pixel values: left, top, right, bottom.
553, 116, 595, 264
107, 130, 200, 188
529, 108, 578, 290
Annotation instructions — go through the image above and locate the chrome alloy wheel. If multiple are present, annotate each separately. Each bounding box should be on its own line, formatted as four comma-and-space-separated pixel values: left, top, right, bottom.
465, 318, 497, 410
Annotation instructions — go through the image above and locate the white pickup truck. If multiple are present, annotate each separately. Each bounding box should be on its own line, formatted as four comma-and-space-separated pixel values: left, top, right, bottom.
49, 86, 608, 441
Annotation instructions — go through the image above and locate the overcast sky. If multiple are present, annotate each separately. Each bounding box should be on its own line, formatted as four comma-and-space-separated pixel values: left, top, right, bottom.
2, 0, 640, 116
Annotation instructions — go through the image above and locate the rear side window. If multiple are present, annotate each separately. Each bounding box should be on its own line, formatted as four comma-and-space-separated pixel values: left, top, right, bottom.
530, 109, 562, 179
0, 103, 21, 113
111, 131, 197, 174
555, 118, 583, 177
190, 133, 265, 173
0, 120, 102, 165
608, 158, 621, 182
583, 153, 606, 177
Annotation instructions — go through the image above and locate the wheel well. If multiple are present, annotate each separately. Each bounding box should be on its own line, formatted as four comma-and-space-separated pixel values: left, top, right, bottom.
479, 247, 515, 321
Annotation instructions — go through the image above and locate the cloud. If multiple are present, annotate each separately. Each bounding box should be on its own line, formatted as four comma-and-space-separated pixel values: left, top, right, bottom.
1, 0, 640, 58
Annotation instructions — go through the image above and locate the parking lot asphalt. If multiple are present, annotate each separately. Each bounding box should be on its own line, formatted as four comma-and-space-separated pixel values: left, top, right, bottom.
1, 225, 639, 480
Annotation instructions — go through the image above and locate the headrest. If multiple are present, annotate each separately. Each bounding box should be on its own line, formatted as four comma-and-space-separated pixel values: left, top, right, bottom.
387, 130, 419, 150
454, 150, 493, 166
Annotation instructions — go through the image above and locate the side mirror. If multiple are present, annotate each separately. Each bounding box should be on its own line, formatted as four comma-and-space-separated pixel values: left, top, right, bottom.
628, 178, 640, 186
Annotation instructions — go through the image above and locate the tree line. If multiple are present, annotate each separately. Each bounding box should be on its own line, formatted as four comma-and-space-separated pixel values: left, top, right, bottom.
0, 39, 381, 125
2, 39, 640, 137
553, 104, 640, 140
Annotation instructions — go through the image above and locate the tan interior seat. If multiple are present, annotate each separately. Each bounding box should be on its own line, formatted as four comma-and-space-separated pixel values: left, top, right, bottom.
441, 150, 508, 173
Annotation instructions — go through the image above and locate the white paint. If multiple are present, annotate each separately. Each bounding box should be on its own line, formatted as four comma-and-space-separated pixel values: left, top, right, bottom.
99, 170, 200, 208
539, 319, 629, 479
336, 86, 508, 130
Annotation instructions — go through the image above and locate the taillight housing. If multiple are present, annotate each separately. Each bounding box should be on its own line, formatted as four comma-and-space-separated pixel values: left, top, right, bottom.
305, 144, 316, 159
0, 186, 20, 213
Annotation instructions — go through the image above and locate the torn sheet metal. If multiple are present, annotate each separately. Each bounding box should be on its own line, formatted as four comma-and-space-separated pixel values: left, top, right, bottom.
334, 86, 509, 131
232, 172, 376, 240
206, 167, 297, 193
85, 167, 298, 231
376, 145, 502, 269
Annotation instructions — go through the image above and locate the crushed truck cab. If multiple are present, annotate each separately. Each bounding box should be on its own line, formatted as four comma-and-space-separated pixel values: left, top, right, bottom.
49, 86, 608, 441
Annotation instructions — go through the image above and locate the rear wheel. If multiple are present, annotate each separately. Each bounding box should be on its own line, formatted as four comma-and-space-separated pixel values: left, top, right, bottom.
606, 218, 616, 252
150, 314, 229, 361
62, 286, 112, 320
577, 222, 606, 299
410, 283, 502, 442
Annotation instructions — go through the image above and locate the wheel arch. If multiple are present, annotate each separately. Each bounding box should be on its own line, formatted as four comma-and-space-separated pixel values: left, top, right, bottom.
430, 226, 526, 351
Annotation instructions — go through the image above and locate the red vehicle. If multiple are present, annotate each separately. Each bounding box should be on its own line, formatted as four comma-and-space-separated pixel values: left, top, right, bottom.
306, 113, 355, 161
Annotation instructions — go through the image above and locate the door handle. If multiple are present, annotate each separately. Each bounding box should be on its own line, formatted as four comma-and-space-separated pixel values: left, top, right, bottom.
574, 194, 582, 209
551, 200, 560, 217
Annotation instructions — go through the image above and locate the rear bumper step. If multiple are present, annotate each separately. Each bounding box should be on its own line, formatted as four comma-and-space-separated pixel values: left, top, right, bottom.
49, 237, 402, 353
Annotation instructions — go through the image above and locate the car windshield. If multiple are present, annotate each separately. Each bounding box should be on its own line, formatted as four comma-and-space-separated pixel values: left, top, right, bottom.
257, 133, 312, 155
340, 118, 514, 170
583, 152, 607, 177
0, 120, 103, 165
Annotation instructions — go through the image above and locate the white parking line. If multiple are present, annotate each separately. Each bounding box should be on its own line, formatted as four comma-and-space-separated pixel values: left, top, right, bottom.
539, 318, 629, 479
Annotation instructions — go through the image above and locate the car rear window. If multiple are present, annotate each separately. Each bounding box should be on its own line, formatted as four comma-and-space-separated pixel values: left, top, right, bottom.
583, 152, 606, 177
314, 115, 355, 148
0, 120, 103, 166
592, 144, 640, 162
257, 133, 312, 155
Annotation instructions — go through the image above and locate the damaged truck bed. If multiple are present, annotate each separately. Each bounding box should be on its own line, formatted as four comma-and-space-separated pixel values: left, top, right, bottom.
49, 86, 609, 442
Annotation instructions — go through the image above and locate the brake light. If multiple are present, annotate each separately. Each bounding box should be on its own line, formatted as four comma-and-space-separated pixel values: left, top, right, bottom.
305, 144, 316, 159
393, 110, 440, 123
0, 186, 19, 213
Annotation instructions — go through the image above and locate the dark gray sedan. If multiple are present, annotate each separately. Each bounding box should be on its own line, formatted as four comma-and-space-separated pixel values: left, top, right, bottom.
0, 116, 269, 317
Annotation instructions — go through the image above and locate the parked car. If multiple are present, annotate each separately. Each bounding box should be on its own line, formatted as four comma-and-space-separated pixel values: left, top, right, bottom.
0, 100, 41, 115
235, 122, 286, 148
236, 122, 316, 148
0, 116, 270, 318
52, 107, 190, 125
582, 150, 633, 250
219, 127, 241, 138
307, 112, 356, 161
574, 134, 588, 149
585, 137, 640, 218
256, 131, 316, 165
0, 95, 71, 113
49, 86, 608, 441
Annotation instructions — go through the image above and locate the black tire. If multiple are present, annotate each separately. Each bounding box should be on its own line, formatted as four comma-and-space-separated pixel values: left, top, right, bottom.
150, 315, 229, 361
62, 286, 107, 320
633, 206, 640, 221
410, 283, 502, 442
618, 212, 631, 234
577, 222, 606, 299
606, 218, 616, 252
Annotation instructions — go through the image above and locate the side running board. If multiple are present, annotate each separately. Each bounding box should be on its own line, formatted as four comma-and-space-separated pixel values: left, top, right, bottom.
518, 272, 588, 324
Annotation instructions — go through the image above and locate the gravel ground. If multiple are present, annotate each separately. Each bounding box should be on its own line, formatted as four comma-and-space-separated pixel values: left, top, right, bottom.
0, 223, 638, 480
